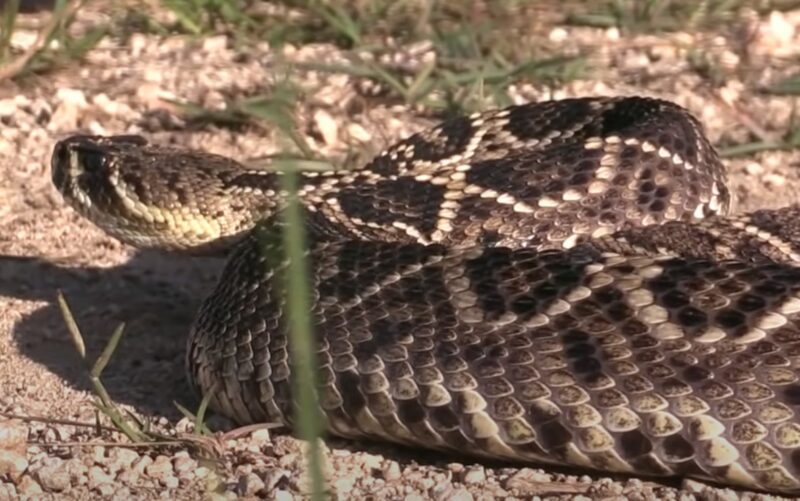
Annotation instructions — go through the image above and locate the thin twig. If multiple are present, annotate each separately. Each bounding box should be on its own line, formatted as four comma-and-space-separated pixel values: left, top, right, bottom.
33, 440, 185, 449
0, 411, 117, 433
219, 422, 284, 442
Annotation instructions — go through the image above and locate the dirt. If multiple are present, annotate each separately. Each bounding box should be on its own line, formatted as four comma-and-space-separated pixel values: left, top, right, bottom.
1, 4, 800, 500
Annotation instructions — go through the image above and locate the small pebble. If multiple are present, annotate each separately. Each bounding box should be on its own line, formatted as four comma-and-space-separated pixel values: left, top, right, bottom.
238, 472, 265, 496
0, 99, 16, 118
382, 462, 402, 481
107, 448, 140, 473
0, 450, 27, 482
173, 455, 196, 475
88, 465, 114, 489
764, 173, 786, 187
35, 457, 71, 492
274, 489, 294, 501
461, 466, 486, 485
444, 489, 474, 501
16, 475, 43, 496
250, 428, 272, 445
313, 108, 339, 146
145, 455, 174, 481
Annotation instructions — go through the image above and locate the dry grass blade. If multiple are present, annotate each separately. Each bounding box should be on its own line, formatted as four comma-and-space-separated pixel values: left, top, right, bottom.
174, 392, 215, 436
0, 0, 20, 62
36, 440, 186, 448
0, 411, 118, 433
56, 289, 85, 358
0, 0, 86, 81
57, 291, 149, 442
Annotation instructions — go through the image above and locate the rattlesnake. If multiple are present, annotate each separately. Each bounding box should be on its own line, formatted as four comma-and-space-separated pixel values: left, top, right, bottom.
51, 96, 800, 493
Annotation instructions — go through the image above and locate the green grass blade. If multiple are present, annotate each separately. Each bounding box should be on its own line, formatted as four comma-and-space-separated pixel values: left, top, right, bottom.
56, 290, 86, 359
90, 322, 125, 379
276, 167, 327, 501
767, 74, 800, 95
307, 0, 361, 46
174, 400, 214, 436
718, 141, 787, 158
0, 0, 19, 62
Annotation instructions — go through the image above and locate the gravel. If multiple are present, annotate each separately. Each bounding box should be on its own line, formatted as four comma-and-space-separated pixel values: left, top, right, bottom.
1, 3, 800, 500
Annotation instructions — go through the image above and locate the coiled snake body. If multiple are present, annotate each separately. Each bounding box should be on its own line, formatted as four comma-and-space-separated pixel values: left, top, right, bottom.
51, 96, 800, 493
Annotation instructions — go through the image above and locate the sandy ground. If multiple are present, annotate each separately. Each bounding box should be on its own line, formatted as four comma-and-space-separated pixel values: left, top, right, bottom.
2, 4, 800, 500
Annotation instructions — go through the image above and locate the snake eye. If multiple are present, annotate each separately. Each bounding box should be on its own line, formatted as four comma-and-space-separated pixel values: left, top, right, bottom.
77, 147, 108, 174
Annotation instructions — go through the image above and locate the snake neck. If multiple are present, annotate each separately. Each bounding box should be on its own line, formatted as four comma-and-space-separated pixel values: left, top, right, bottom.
49, 134, 391, 254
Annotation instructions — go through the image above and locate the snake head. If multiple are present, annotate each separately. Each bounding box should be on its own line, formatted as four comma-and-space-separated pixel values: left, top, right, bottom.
52, 134, 148, 200
51, 134, 281, 255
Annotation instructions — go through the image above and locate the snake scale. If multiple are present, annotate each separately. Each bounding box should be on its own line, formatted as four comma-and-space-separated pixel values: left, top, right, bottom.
50, 96, 800, 493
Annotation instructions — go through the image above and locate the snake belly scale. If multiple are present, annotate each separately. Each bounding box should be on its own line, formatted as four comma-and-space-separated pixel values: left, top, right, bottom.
50, 96, 800, 493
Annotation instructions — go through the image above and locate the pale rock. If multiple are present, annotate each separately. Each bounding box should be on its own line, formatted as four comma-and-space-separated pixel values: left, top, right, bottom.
173, 455, 196, 475
250, 428, 271, 445
444, 489, 473, 501
764, 173, 786, 187
194, 466, 210, 479
0, 138, 14, 157
0, 99, 16, 118
238, 472, 265, 496
461, 466, 486, 485
0, 482, 17, 498
49, 88, 88, 131
106, 447, 140, 474
34, 457, 70, 492
163, 475, 180, 489
347, 123, 372, 143
0, 419, 27, 451
145, 455, 174, 481
274, 490, 294, 501
313, 109, 339, 146
87, 466, 113, 489
136, 83, 177, 111
382, 462, 401, 481
0, 451, 27, 482
129, 33, 149, 58
92, 93, 134, 118
744, 161, 764, 176
16, 475, 42, 496
548, 27, 568, 42
0, 420, 27, 481
202, 35, 229, 53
